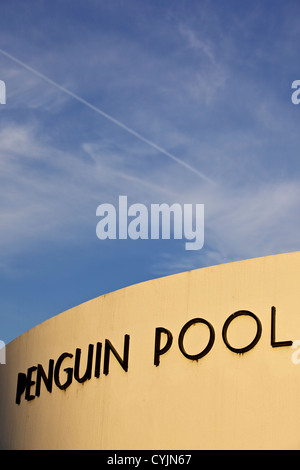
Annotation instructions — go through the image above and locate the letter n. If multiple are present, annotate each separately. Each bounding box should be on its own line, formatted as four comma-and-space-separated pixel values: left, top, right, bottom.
103, 335, 130, 375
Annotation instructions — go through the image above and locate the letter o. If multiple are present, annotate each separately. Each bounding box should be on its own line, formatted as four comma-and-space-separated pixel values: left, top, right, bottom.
178, 318, 215, 360
222, 310, 262, 354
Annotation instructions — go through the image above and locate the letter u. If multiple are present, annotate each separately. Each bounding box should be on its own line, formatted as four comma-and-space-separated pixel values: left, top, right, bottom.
74, 344, 94, 383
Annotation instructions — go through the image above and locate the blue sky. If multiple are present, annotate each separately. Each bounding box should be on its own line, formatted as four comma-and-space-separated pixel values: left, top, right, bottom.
1, 0, 300, 343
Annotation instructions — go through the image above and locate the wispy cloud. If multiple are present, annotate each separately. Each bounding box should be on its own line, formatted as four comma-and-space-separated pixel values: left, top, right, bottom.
0, 47, 215, 184
179, 23, 217, 64
1, 118, 299, 278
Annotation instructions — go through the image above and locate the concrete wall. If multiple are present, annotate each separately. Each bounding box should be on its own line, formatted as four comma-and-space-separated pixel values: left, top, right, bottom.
1, 252, 300, 449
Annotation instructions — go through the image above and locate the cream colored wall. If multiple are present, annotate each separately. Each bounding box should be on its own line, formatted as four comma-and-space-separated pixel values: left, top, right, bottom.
1, 252, 300, 450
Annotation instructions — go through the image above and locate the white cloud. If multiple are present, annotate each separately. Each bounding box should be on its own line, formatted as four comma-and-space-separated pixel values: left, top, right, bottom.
179, 23, 216, 63
1, 117, 300, 276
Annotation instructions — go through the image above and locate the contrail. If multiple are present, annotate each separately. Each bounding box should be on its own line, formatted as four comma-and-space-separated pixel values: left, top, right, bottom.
0, 48, 215, 185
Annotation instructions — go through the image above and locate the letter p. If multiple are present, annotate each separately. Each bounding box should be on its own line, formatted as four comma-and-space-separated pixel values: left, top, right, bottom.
15, 372, 28, 405
154, 327, 173, 366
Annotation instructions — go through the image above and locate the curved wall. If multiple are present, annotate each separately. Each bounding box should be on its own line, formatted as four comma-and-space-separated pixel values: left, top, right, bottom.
1, 252, 300, 449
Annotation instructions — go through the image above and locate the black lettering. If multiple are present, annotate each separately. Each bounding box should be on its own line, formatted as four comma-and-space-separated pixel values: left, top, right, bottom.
154, 327, 173, 366
94, 342, 102, 378
25, 366, 37, 401
54, 352, 73, 390
222, 310, 262, 354
103, 335, 130, 375
35, 360, 54, 397
74, 344, 94, 383
178, 318, 215, 360
271, 306, 293, 348
15, 372, 27, 405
